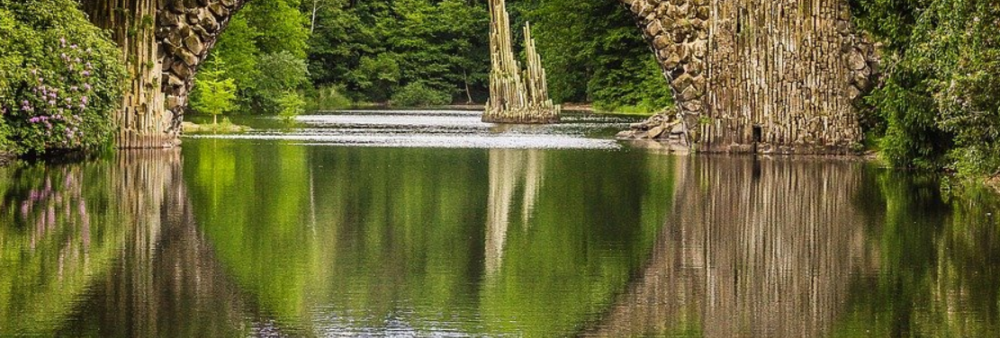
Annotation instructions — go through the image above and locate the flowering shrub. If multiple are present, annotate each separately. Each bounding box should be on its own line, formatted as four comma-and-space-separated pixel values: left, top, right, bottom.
0, 0, 126, 155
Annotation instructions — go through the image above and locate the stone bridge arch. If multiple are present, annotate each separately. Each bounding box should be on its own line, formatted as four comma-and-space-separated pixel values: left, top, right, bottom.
82, 0, 875, 152
81, 0, 246, 148
622, 0, 877, 153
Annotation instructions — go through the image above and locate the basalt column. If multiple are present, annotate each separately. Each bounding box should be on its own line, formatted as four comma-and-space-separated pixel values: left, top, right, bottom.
483, 0, 560, 124
81, 0, 246, 148
622, 0, 877, 154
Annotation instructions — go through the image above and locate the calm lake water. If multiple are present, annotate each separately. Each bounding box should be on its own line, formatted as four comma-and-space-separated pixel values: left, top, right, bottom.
2, 110, 999, 337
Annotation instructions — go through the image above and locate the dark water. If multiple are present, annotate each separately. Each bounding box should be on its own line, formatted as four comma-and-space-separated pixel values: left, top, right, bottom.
1, 110, 999, 337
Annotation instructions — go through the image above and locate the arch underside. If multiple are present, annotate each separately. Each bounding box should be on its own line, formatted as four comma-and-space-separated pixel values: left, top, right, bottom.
87, 0, 874, 152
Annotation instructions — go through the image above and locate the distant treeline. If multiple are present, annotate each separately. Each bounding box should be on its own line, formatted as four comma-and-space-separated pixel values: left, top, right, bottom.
191, 0, 672, 116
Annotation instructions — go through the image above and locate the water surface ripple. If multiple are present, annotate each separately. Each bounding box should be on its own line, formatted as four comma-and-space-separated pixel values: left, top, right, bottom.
183, 110, 632, 149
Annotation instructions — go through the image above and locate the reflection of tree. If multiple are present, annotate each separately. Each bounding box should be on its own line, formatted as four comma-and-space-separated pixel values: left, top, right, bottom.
0, 151, 253, 336
584, 157, 877, 337
835, 175, 1000, 337
0, 159, 129, 335
485, 149, 545, 277
185, 143, 675, 336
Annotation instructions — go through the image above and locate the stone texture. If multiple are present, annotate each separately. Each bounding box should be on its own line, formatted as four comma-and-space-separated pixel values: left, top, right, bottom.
81, 0, 248, 148
621, 0, 879, 154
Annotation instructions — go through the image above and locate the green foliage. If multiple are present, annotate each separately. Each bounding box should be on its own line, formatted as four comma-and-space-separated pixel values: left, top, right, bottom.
249, 51, 310, 114
350, 53, 401, 102
205, 16, 261, 94
191, 65, 238, 119
307, 0, 487, 104
853, 0, 1000, 176
304, 85, 352, 112
194, 0, 310, 115
244, 0, 309, 58
277, 91, 305, 122
0, 0, 126, 155
513, 0, 672, 114
391, 82, 452, 107
305, 0, 667, 109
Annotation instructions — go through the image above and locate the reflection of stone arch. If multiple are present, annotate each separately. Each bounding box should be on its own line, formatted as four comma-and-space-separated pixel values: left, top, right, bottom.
484, 149, 545, 277
59, 151, 251, 336
583, 157, 879, 337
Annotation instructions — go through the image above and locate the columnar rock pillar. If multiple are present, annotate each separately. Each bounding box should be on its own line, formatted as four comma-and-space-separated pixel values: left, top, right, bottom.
483, 0, 560, 124
622, 0, 877, 154
81, 0, 246, 148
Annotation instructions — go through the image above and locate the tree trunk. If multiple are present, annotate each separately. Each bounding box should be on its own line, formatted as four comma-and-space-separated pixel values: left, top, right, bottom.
311, 0, 320, 34
463, 69, 474, 104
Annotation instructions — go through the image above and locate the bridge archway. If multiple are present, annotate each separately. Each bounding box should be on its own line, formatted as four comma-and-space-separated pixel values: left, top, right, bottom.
82, 0, 875, 153
81, 0, 247, 148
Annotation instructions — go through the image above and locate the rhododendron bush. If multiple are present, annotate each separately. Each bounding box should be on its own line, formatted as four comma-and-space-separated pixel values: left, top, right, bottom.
0, 0, 126, 155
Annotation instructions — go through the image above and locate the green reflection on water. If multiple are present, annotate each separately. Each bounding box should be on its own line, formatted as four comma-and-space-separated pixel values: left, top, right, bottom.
183, 139, 674, 336
1, 141, 999, 337
0, 162, 124, 336
832, 172, 1000, 337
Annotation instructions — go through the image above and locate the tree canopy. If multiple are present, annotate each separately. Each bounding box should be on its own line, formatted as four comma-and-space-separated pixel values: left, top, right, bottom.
852, 0, 1000, 177
193, 0, 672, 114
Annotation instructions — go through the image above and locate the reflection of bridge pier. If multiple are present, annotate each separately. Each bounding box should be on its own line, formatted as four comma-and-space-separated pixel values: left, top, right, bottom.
485, 149, 545, 277
58, 151, 252, 336
584, 157, 878, 337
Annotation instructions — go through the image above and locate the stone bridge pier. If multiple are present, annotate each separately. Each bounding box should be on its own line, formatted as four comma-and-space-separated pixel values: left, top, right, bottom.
81, 0, 246, 148
623, 0, 878, 154
81, 0, 875, 152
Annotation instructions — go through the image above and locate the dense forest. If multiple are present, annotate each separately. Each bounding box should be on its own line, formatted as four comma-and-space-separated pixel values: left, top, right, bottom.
0, 0, 998, 182
191, 0, 672, 116
852, 0, 1000, 178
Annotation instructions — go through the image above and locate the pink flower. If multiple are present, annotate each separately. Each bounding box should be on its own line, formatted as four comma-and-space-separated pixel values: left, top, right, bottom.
83, 84, 92, 91
60, 37, 66, 46
81, 96, 88, 105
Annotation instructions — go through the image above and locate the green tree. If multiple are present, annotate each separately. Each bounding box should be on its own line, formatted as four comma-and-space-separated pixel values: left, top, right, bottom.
513, 0, 672, 113
277, 91, 305, 122
191, 67, 238, 126
852, 0, 1000, 177
194, 0, 310, 115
